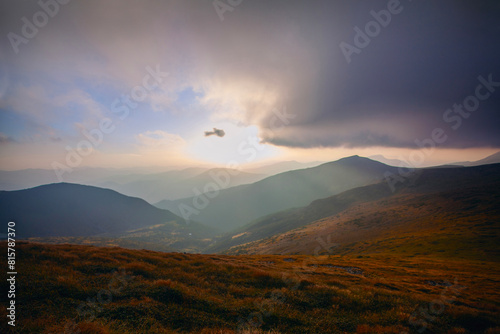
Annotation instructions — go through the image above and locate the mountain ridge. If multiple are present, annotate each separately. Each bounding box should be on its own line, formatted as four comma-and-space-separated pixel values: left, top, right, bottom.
208, 163, 500, 255
155, 155, 400, 232
0, 182, 213, 242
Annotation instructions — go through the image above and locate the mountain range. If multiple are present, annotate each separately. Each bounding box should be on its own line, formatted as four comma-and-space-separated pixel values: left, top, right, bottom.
452, 150, 500, 166
0, 160, 322, 203
100, 168, 267, 203
0, 183, 214, 251
211, 163, 500, 258
1, 155, 499, 257
155, 156, 400, 232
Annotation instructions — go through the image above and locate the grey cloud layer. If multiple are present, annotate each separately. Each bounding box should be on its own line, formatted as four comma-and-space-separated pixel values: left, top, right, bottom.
1, 0, 499, 149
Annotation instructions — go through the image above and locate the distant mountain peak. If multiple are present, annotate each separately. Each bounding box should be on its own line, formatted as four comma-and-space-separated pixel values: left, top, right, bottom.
321, 155, 382, 167
0, 182, 189, 238
452, 150, 500, 167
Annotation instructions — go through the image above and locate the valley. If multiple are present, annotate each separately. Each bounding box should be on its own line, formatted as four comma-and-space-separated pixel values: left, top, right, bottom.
3, 2, 499, 332
1, 156, 499, 333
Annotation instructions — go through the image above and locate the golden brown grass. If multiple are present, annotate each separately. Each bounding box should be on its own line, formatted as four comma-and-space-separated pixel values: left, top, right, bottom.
0, 242, 498, 333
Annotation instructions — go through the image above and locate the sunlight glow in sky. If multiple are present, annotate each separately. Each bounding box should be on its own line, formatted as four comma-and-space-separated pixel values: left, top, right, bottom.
0, 0, 499, 170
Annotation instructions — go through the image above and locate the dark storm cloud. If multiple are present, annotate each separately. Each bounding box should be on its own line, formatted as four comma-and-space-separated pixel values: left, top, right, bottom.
204, 128, 225, 138
0, 0, 499, 151
251, 0, 500, 149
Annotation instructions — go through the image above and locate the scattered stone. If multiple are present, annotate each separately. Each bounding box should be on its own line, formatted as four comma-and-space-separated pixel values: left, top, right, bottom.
333, 265, 364, 276
426, 280, 453, 287
307, 263, 364, 275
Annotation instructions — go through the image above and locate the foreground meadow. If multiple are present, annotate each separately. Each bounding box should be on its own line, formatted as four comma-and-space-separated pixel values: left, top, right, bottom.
1, 242, 499, 333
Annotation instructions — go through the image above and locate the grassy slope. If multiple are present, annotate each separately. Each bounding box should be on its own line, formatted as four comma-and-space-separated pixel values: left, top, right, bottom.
210, 164, 500, 257
205, 180, 395, 254
28, 219, 216, 253
1, 242, 499, 334
225, 183, 500, 261
1, 165, 499, 333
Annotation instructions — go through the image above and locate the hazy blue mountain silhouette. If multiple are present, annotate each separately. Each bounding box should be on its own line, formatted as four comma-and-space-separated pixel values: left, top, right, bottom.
156, 156, 399, 231
0, 183, 195, 238
208, 163, 500, 253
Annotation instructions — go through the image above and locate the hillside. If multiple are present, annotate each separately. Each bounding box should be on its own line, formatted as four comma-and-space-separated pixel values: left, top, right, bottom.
452, 150, 500, 166
156, 156, 399, 232
1, 242, 498, 334
0, 183, 215, 252
217, 164, 500, 259
205, 181, 395, 254
245, 160, 324, 176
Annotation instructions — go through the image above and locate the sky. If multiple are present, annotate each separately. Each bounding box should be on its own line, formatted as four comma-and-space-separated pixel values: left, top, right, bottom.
0, 0, 499, 171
